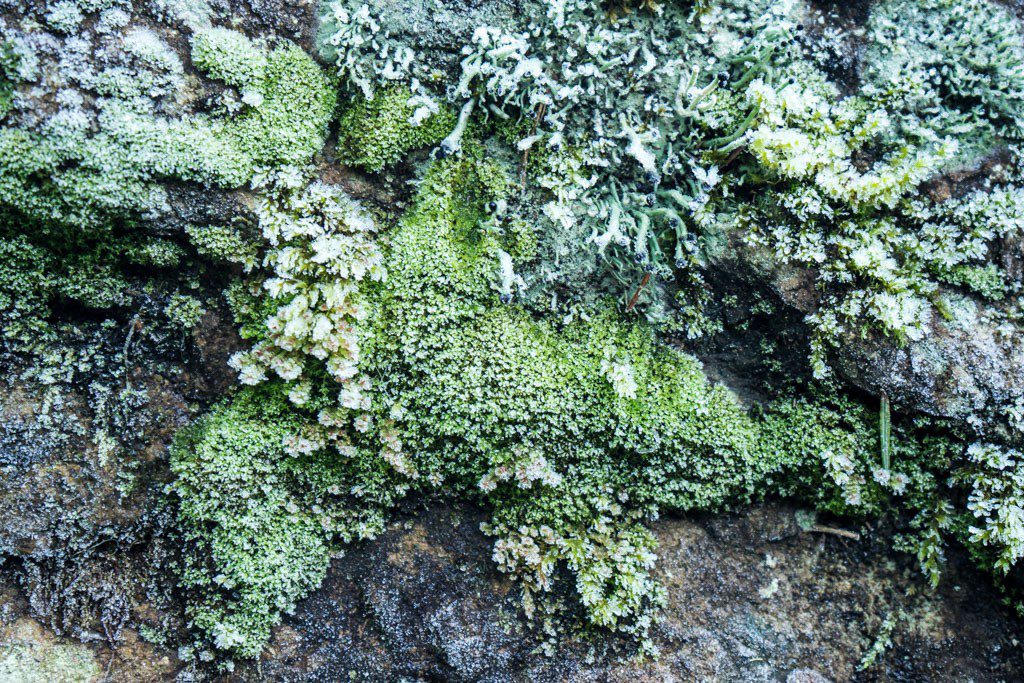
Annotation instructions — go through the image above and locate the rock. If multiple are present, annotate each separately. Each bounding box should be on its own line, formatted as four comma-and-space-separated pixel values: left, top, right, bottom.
708, 215, 1024, 443
0, 0, 1023, 680
0, 616, 100, 683
833, 293, 1024, 436
226, 503, 1024, 682
0, 583, 179, 683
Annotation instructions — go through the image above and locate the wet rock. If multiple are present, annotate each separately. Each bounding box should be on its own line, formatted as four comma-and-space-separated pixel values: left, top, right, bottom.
143, 184, 256, 238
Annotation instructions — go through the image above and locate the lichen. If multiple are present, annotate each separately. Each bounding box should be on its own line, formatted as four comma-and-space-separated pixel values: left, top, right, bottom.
318, 0, 1024, 356
0, 620, 100, 683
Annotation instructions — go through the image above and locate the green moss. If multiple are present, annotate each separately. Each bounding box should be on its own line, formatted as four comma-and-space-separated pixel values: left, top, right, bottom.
0, 236, 59, 346
170, 387, 394, 659
222, 39, 337, 172
359, 149, 937, 646
0, 27, 335, 354
164, 293, 206, 329
0, 28, 334, 233
336, 86, 455, 172
0, 41, 20, 119
191, 28, 268, 89
6, 0, 1013, 663
937, 263, 1008, 301
185, 224, 260, 271
178, 140, 973, 658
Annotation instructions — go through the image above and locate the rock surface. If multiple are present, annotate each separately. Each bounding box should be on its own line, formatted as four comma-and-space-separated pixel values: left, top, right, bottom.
0, 502, 964, 681
217, 504, 1023, 682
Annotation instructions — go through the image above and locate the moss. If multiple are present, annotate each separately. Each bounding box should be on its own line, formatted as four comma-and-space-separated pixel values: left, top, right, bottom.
185, 224, 260, 271
164, 293, 206, 329
0, 41, 20, 119
0, 25, 335, 356
170, 387, 394, 659
191, 28, 268, 89
0, 28, 334, 233
7, 0, 1019, 663
359, 149, 933, 646
336, 86, 455, 172
0, 236, 59, 347
222, 39, 337, 172
180, 139, 973, 657
937, 263, 1008, 301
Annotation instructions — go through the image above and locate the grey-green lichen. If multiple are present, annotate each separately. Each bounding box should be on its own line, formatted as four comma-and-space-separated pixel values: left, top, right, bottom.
318, 0, 1024, 357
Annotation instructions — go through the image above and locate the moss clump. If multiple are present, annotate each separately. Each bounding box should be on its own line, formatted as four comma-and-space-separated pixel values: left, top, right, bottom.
191, 27, 268, 89
0, 24, 336, 352
185, 224, 260, 272
212, 38, 337, 176
0, 27, 335, 233
178, 138, 970, 658
170, 387, 395, 658
336, 86, 455, 172
353, 148, 955, 650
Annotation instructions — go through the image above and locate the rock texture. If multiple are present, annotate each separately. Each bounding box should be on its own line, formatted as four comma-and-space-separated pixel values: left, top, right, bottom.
4, 480, 1023, 681
232, 504, 1024, 681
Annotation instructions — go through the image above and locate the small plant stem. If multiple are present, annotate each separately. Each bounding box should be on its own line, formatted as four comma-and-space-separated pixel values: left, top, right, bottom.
880, 392, 891, 470
810, 524, 861, 540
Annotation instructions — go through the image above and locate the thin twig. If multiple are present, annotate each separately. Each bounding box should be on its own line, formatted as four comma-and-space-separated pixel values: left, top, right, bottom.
880, 392, 891, 470
625, 272, 651, 312
809, 524, 861, 541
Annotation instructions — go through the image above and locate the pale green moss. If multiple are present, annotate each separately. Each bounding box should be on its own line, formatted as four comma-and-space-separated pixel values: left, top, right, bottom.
191, 27, 268, 88
0, 622, 100, 683
170, 387, 395, 659
359, 150, 944, 647
0, 41, 19, 118
336, 87, 455, 171
185, 224, 260, 271
0, 28, 335, 232
164, 293, 206, 329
